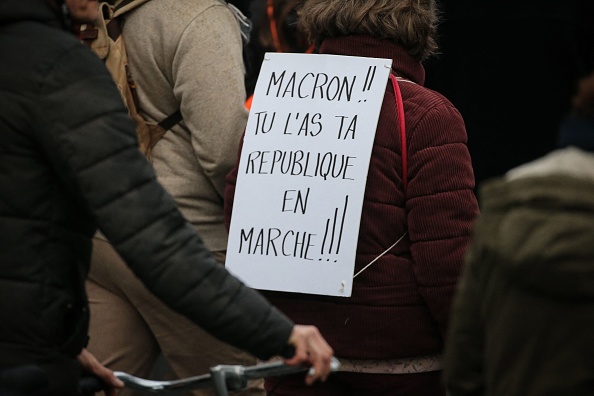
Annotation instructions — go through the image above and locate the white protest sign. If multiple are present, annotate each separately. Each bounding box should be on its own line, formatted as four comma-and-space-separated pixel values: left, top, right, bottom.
226, 52, 392, 297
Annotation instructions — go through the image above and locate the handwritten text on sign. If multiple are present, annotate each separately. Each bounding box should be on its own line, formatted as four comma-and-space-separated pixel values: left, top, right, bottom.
226, 53, 391, 297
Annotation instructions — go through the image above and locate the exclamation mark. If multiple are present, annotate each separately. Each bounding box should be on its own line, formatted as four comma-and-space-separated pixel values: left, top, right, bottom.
334, 195, 348, 254
320, 195, 350, 259
362, 66, 377, 92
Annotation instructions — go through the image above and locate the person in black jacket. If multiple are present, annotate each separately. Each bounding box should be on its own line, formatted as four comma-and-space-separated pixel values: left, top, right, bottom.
0, 0, 333, 395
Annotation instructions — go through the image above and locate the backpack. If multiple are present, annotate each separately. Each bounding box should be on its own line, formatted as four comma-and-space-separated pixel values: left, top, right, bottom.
76, 0, 182, 160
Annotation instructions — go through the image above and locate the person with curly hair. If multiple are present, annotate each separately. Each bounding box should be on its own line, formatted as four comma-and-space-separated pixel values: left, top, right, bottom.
225, 0, 479, 394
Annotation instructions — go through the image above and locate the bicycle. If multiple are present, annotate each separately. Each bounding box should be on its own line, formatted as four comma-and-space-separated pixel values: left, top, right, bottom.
77, 357, 341, 396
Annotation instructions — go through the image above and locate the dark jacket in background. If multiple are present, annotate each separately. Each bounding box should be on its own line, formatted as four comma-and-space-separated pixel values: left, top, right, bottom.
0, 0, 292, 390
226, 35, 479, 360
424, 0, 594, 188
444, 147, 594, 395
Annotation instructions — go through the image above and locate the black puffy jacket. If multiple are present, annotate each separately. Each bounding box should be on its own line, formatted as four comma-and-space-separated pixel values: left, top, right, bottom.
0, 0, 292, 369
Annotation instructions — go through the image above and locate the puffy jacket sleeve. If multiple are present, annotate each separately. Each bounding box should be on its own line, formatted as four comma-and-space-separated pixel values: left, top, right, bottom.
406, 100, 479, 337
33, 42, 294, 360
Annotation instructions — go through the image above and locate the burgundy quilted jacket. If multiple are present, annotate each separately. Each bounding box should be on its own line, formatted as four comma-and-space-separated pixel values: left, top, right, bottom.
225, 35, 479, 360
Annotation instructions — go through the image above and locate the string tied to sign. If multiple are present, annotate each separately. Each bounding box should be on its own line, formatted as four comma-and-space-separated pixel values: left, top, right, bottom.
352, 232, 408, 279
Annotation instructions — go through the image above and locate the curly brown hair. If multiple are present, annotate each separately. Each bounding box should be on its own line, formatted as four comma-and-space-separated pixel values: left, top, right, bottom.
297, 0, 440, 62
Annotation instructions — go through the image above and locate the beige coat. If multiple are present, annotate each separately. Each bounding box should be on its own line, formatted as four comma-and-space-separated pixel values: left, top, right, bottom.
123, 0, 248, 253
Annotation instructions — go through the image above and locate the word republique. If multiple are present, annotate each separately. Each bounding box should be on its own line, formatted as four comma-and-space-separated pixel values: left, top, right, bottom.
246, 71, 366, 180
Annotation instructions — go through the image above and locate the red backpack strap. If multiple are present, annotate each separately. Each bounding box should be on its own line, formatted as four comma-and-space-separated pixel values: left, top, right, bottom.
389, 74, 407, 194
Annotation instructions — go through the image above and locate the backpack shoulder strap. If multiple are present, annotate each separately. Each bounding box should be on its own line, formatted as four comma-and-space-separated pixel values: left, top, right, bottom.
158, 110, 183, 131
389, 74, 408, 194
106, 0, 183, 131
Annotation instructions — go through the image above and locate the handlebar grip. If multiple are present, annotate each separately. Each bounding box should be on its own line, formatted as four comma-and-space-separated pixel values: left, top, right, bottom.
78, 375, 107, 396
0, 365, 48, 394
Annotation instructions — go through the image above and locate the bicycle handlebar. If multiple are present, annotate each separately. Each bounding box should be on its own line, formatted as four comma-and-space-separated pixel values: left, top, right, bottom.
78, 358, 340, 395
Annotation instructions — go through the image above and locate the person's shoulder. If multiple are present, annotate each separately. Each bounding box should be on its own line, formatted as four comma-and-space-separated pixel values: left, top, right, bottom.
172, 0, 243, 41
8, 20, 81, 60
131, 0, 234, 37
146, 0, 229, 17
416, 83, 457, 110
3, 21, 108, 92
401, 81, 462, 122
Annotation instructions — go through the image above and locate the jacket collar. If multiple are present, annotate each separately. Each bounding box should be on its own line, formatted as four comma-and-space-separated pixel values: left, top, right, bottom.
318, 35, 425, 85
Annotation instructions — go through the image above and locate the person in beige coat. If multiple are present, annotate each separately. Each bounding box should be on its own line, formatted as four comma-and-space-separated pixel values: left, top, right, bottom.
85, 0, 263, 395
